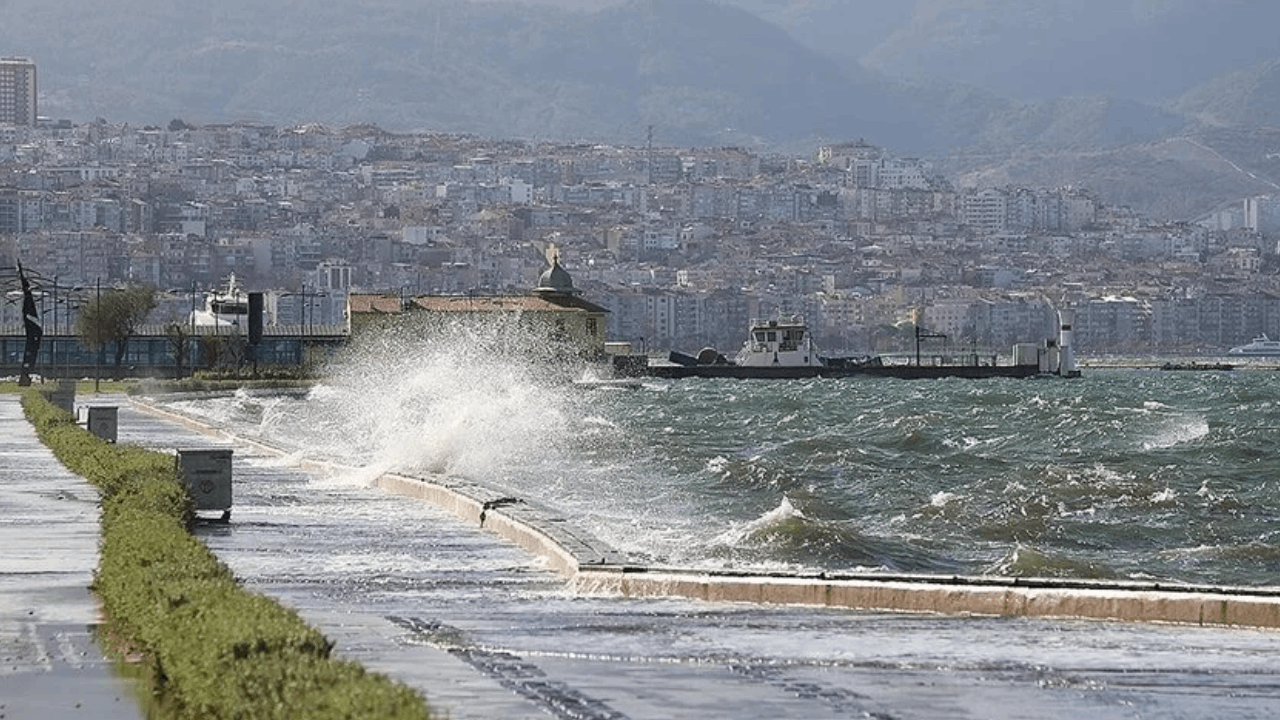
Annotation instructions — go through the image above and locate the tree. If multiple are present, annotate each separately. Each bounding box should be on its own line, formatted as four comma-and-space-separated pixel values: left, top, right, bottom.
164, 321, 191, 379
76, 285, 158, 377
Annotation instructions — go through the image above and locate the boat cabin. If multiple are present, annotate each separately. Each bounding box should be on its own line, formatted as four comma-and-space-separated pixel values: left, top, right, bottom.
735, 317, 821, 367
190, 273, 251, 330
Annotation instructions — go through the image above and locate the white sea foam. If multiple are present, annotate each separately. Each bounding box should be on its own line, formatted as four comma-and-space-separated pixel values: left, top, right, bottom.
581, 415, 618, 430
1142, 416, 1209, 450
268, 315, 582, 484
246, 448, 310, 469
929, 491, 962, 507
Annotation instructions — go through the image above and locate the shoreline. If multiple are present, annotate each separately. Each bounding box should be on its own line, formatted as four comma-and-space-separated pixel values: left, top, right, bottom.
130, 394, 1280, 630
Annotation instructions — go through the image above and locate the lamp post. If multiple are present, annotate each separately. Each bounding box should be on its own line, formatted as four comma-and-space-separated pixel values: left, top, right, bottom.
95, 277, 100, 392
51, 275, 57, 376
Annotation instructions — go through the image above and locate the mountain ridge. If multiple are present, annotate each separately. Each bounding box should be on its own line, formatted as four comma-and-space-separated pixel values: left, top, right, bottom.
5, 0, 1280, 217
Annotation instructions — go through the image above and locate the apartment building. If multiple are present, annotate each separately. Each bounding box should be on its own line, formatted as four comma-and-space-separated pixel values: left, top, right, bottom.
963, 188, 1009, 235
0, 57, 36, 126
963, 187, 1100, 235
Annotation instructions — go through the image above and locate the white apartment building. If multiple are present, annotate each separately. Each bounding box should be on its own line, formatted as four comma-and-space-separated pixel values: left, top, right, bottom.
643, 226, 679, 253
503, 177, 532, 204
643, 292, 679, 346
874, 159, 932, 190
921, 300, 980, 340
963, 188, 1008, 235
963, 187, 1098, 235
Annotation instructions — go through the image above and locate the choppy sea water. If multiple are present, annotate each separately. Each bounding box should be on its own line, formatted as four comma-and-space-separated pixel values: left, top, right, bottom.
159, 328, 1280, 589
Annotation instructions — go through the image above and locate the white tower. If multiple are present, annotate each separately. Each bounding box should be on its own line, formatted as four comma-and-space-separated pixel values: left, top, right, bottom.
1057, 308, 1076, 376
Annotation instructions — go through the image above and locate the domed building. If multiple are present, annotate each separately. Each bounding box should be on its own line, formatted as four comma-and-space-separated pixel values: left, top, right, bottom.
347, 254, 610, 358
533, 256, 580, 297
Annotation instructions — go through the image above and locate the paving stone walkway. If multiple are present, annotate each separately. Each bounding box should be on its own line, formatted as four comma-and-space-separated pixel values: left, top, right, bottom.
0, 395, 145, 720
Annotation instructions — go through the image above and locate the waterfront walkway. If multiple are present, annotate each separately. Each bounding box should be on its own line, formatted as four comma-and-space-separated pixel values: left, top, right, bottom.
5, 392, 1280, 718
0, 396, 144, 719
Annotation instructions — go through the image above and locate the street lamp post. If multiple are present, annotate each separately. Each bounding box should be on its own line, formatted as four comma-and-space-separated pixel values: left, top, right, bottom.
95, 277, 100, 392
51, 275, 57, 376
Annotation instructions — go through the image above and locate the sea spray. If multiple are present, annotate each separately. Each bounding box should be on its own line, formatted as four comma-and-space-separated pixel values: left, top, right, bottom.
263, 312, 589, 483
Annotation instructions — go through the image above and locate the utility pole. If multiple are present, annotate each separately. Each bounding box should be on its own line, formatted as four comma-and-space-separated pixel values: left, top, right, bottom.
190, 279, 197, 375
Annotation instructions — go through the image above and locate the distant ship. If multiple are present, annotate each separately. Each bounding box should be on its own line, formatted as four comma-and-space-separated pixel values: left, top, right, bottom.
642, 315, 1078, 380
1227, 335, 1280, 356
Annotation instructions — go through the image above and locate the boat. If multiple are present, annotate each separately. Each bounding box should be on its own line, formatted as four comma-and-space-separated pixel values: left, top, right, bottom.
189, 273, 250, 330
1227, 335, 1280, 356
642, 317, 1066, 380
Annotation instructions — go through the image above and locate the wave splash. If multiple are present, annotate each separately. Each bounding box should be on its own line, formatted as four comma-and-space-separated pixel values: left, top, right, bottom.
708, 497, 960, 574
259, 314, 588, 485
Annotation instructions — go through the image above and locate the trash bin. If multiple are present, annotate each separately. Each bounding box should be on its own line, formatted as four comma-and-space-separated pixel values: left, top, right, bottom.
87, 406, 118, 443
175, 448, 233, 521
47, 379, 75, 414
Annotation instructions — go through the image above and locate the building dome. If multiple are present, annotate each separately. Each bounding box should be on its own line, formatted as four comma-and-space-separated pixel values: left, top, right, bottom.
534, 256, 580, 296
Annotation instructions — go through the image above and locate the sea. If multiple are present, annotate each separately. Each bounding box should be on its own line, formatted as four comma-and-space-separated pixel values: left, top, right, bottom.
158, 323, 1280, 591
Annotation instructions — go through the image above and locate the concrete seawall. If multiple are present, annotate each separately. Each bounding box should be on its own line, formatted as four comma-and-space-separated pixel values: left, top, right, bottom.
571, 566, 1280, 628
130, 397, 1280, 630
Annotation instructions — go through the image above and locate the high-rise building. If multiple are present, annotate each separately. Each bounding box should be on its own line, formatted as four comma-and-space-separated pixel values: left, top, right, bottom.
0, 57, 37, 126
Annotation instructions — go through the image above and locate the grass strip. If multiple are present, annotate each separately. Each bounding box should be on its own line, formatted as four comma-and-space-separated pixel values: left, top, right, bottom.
0, 380, 133, 394
22, 388, 435, 720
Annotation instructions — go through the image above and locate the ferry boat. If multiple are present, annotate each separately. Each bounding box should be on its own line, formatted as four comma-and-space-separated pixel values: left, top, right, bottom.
1227, 334, 1280, 355
643, 317, 1060, 380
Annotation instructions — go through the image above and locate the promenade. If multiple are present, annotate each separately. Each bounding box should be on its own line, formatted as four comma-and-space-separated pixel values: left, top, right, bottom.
0, 396, 144, 719
5, 392, 1280, 719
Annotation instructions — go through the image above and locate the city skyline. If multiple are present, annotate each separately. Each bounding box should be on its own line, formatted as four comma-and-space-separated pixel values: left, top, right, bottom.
2, 116, 1280, 357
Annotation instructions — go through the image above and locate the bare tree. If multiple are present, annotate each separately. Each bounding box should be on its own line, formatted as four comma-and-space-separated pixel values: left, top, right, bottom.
164, 322, 191, 379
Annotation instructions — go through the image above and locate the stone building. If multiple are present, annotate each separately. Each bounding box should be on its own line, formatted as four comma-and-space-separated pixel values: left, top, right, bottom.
347, 256, 609, 358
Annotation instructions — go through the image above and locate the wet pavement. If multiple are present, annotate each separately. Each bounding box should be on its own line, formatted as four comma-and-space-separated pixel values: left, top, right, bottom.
8, 392, 1280, 719
0, 396, 144, 720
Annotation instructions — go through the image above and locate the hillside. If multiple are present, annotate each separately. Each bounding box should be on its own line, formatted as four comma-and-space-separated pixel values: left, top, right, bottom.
863, 0, 1280, 102
8, 0, 909, 147
1176, 58, 1280, 130
4, 0, 1280, 217
949, 131, 1280, 221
